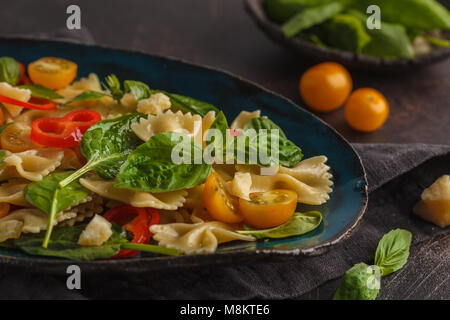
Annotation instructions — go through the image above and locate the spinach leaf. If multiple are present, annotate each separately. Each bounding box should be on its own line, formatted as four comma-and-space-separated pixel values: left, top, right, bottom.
238, 211, 322, 239
103, 74, 124, 103
349, 10, 414, 59
18, 84, 63, 100
333, 263, 381, 300
65, 90, 108, 105
243, 116, 287, 139
374, 229, 412, 276
115, 132, 212, 192
264, 0, 333, 23
161, 91, 219, 117
0, 57, 20, 85
24, 170, 90, 248
324, 13, 371, 53
124, 80, 151, 103
355, 0, 450, 30
282, 2, 345, 38
59, 113, 145, 187
241, 117, 303, 168
14, 223, 179, 261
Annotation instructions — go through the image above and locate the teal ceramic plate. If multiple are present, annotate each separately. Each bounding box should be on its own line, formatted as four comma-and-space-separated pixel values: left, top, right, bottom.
0, 38, 367, 274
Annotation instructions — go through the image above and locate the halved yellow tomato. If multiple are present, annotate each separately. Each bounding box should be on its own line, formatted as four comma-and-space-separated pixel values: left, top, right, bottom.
1, 122, 41, 153
239, 189, 297, 229
28, 57, 78, 90
203, 172, 244, 224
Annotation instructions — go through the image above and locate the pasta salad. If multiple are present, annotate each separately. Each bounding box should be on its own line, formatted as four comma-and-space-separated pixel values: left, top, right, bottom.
0, 56, 333, 260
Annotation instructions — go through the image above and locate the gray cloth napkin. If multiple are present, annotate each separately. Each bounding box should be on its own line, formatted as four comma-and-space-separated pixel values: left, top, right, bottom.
0, 143, 448, 299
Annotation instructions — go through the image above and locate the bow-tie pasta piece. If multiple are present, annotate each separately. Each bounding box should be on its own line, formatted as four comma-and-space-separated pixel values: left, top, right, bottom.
150, 220, 255, 254
228, 156, 333, 205
137, 92, 172, 114
131, 110, 203, 143
230, 110, 261, 129
0, 208, 48, 242
58, 194, 104, 227
80, 175, 187, 210
0, 179, 31, 206
202, 111, 216, 139
0, 82, 31, 117
0, 148, 65, 182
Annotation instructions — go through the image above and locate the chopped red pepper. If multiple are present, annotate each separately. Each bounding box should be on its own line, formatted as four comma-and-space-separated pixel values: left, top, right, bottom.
30, 109, 102, 148
17, 62, 31, 85
103, 205, 160, 259
0, 94, 57, 111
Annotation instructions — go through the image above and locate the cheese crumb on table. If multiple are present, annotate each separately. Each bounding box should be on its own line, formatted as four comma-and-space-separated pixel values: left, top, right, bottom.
413, 175, 450, 228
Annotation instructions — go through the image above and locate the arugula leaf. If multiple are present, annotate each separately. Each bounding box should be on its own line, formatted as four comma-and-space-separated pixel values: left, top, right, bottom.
374, 229, 412, 276
65, 90, 108, 105
124, 80, 151, 103
103, 74, 124, 103
14, 223, 179, 261
348, 10, 414, 59
0, 57, 21, 86
238, 211, 322, 239
160, 91, 219, 117
18, 84, 63, 100
115, 132, 212, 192
324, 13, 371, 53
59, 113, 145, 188
24, 170, 90, 248
282, 2, 345, 38
333, 263, 381, 300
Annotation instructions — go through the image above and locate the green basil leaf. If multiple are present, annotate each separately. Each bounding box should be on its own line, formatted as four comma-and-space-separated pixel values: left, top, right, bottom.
14, 223, 127, 261
238, 211, 322, 239
333, 263, 380, 300
324, 13, 371, 53
282, 2, 345, 38
374, 229, 412, 276
355, 0, 450, 30
124, 80, 151, 103
160, 91, 219, 117
264, 0, 333, 23
18, 84, 63, 100
243, 116, 287, 139
65, 90, 108, 105
115, 132, 212, 192
348, 10, 414, 59
59, 113, 145, 188
103, 74, 124, 103
0, 57, 20, 85
24, 170, 91, 248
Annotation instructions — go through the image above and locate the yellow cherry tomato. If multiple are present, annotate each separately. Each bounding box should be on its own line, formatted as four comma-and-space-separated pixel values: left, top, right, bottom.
1, 122, 41, 153
239, 189, 297, 229
345, 88, 389, 132
203, 172, 244, 224
300, 62, 352, 112
0, 203, 10, 219
28, 57, 78, 90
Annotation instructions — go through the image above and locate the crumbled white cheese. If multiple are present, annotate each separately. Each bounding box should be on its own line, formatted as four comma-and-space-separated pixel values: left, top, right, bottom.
0, 82, 31, 117
77, 214, 112, 246
137, 92, 171, 114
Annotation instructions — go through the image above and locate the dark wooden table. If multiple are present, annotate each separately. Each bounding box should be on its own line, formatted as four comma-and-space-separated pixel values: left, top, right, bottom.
1, 0, 449, 300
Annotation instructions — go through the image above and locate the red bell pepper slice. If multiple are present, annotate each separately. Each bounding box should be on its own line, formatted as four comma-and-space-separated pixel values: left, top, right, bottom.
103, 204, 160, 259
0, 94, 56, 111
17, 62, 31, 85
31, 109, 102, 148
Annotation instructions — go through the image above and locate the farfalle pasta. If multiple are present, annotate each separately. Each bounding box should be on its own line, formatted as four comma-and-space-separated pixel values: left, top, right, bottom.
0, 55, 334, 260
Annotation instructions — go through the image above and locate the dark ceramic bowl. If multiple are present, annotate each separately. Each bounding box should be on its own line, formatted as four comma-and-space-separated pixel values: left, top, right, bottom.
245, 0, 450, 72
0, 37, 367, 275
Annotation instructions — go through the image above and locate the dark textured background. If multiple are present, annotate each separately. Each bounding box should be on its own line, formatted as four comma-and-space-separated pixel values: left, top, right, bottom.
0, 0, 448, 300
